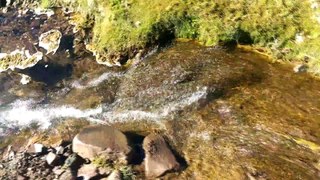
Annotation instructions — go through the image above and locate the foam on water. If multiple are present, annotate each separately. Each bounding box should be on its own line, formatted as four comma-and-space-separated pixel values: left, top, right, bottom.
0, 87, 208, 131
0, 99, 102, 129
99, 87, 208, 123
71, 72, 122, 89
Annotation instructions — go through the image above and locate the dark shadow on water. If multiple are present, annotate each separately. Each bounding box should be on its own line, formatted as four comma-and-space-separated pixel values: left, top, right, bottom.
218, 29, 253, 52
163, 136, 188, 172
21, 62, 73, 86
59, 35, 74, 55
0, 0, 6, 7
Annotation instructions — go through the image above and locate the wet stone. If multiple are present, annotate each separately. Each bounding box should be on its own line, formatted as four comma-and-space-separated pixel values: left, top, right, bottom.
72, 125, 131, 161
143, 134, 180, 178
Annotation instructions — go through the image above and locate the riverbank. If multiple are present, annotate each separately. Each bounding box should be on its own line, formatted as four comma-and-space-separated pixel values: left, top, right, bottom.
36, 0, 320, 75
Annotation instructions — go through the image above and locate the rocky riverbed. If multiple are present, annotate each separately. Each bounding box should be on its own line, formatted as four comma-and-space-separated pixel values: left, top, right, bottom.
0, 125, 181, 179
0, 3, 320, 180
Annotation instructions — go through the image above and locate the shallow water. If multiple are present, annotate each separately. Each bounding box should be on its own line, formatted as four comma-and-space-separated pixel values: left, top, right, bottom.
1, 41, 320, 178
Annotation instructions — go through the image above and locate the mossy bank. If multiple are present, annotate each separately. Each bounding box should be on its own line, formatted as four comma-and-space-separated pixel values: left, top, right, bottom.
40, 0, 320, 73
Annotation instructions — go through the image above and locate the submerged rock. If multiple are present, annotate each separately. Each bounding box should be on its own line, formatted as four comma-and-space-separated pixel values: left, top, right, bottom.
39, 29, 62, 54
143, 134, 180, 178
72, 125, 132, 161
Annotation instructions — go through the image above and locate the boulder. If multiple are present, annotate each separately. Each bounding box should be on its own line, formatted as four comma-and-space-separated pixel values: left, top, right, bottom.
143, 134, 180, 178
72, 125, 131, 161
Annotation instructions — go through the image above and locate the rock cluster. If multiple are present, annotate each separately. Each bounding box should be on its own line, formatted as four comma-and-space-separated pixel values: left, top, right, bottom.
0, 125, 182, 179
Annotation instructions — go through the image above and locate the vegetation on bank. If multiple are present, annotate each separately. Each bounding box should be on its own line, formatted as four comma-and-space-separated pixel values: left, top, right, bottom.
41, 0, 320, 73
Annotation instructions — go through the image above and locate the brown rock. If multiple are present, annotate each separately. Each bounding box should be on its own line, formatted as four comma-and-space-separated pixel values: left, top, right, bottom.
143, 134, 180, 178
72, 125, 131, 161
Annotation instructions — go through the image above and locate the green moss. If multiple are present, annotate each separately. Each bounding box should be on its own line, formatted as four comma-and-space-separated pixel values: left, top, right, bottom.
42, 0, 320, 73
92, 155, 113, 168
41, 0, 56, 8
119, 166, 136, 180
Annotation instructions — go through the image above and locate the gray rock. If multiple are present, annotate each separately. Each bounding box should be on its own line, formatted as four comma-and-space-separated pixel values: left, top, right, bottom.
27, 143, 45, 154
46, 152, 60, 166
77, 164, 99, 180
143, 134, 180, 178
55, 146, 65, 155
72, 125, 131, 161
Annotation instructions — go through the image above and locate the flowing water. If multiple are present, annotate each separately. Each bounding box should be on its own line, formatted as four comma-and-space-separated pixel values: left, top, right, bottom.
1, 8, 320, 180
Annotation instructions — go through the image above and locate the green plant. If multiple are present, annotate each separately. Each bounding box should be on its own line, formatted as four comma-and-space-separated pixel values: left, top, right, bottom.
119, 165, 136, 180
